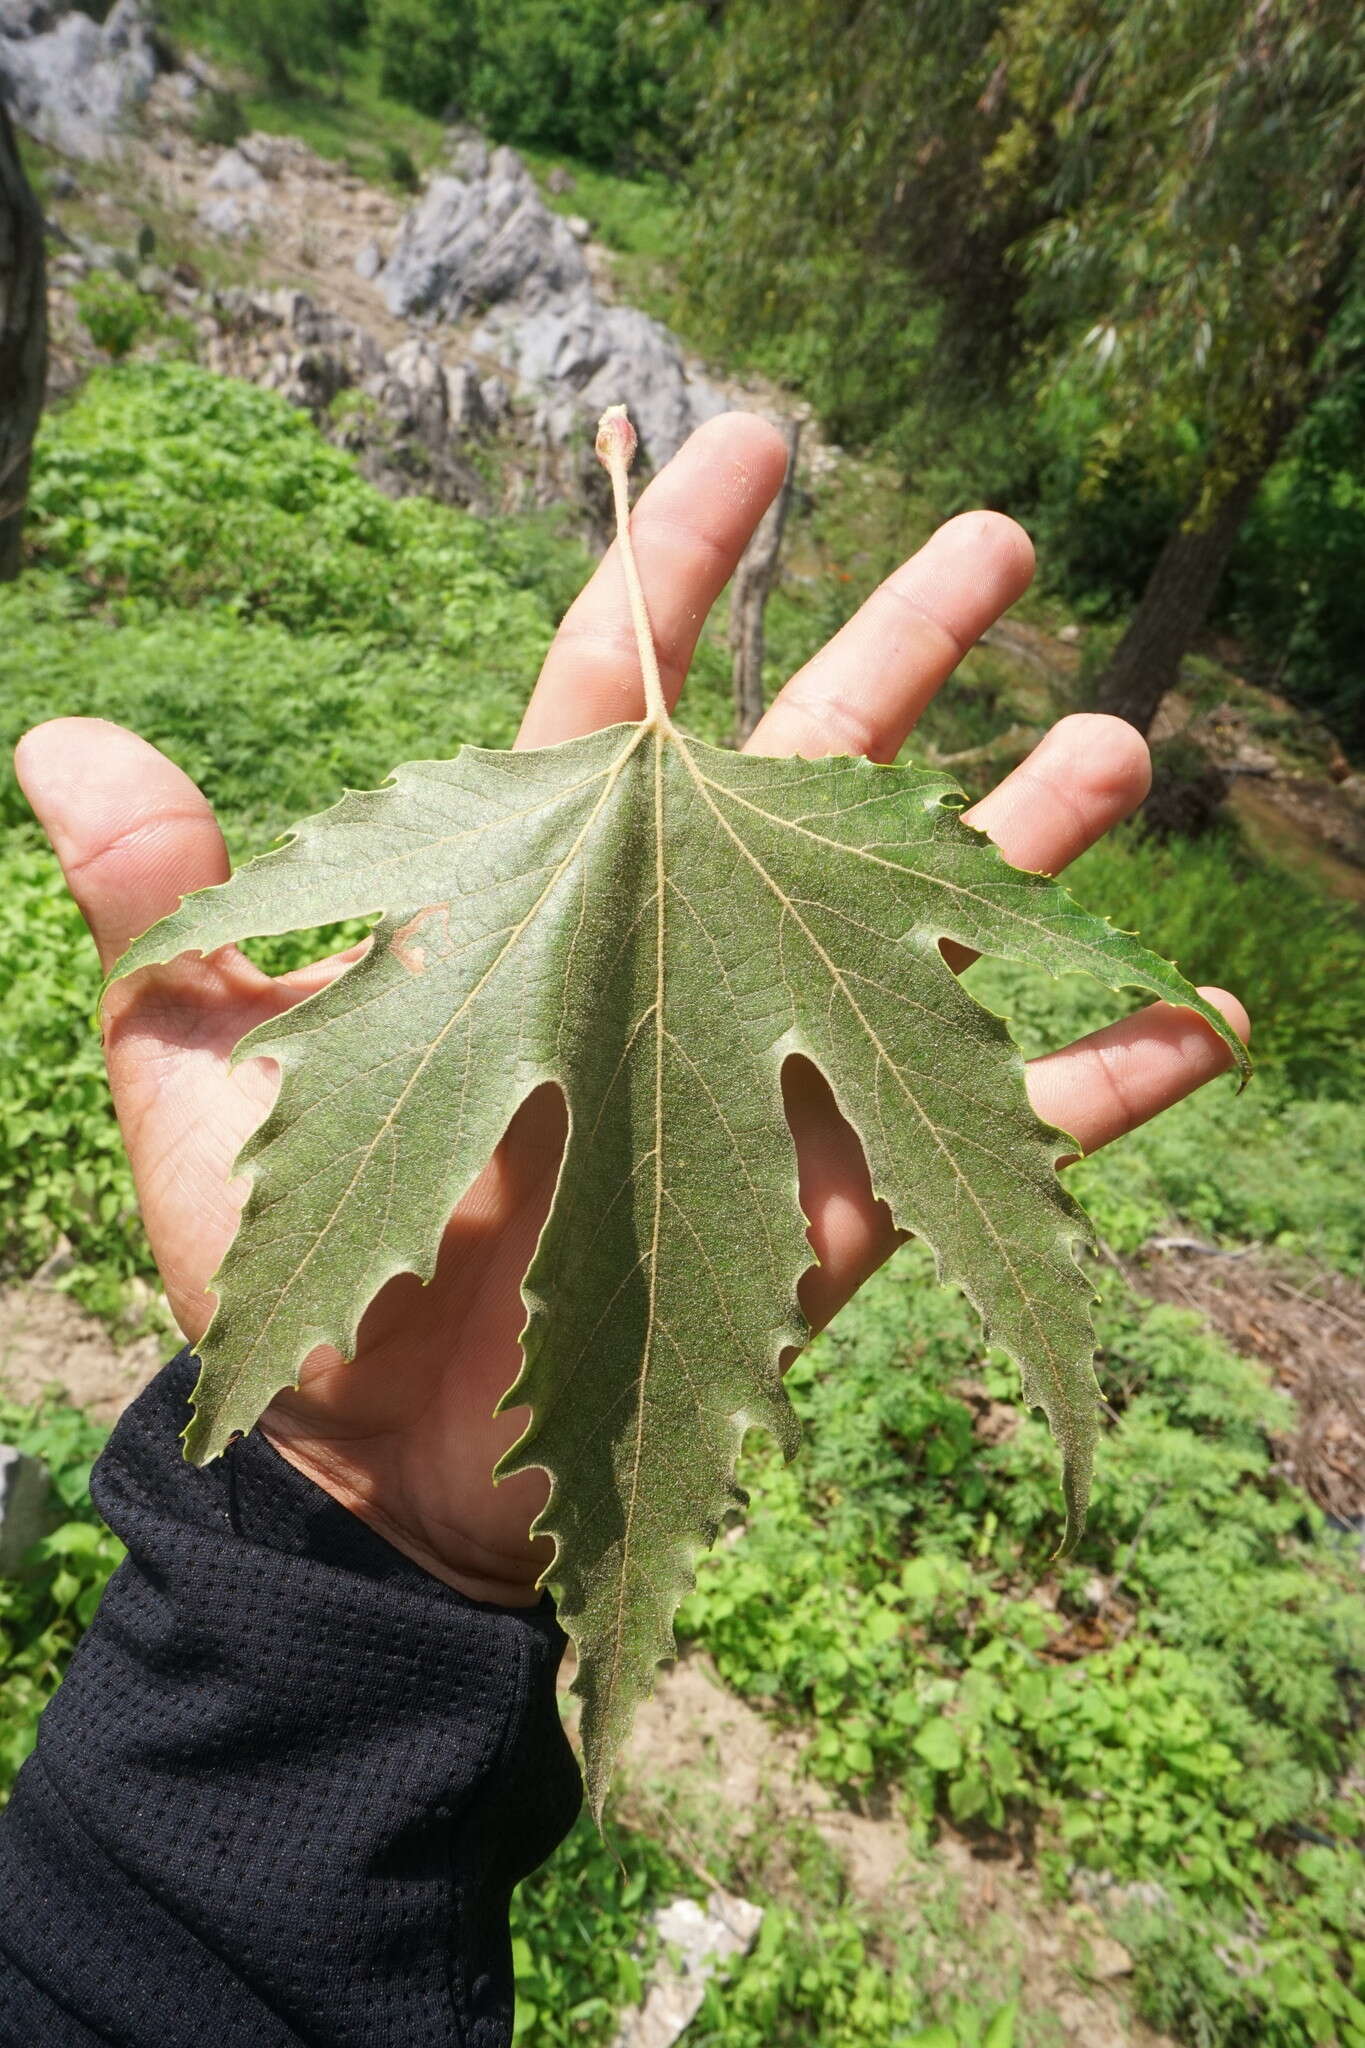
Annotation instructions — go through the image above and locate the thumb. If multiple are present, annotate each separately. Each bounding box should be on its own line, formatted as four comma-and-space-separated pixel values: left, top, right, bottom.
15, 718, 230, 974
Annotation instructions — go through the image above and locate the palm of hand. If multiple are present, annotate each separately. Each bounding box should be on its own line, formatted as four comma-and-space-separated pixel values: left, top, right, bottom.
18, 414, 1246, 1604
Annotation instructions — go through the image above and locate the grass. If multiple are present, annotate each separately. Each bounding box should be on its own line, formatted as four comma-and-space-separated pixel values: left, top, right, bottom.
19, 133, 258, 294
148, 13, 448, 192
238, 63, 446, 192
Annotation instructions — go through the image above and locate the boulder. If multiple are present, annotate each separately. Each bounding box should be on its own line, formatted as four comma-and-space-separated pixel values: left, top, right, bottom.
354, 238, 383, 282
380, 145, 590, 322
480, 289, 727, 468
197, 143, 274, 238
236, 131, 289, 179
205, 145, 266, 193
0, 0, 162, 162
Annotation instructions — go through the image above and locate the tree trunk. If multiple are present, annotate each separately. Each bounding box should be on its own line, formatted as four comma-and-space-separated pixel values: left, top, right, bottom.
730, 416, 801, 743
1093, 457, 1280, 736
0, 100, 47, 584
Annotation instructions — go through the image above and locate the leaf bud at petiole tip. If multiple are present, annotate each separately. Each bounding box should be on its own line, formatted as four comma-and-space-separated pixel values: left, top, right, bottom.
595, 403, 638, 473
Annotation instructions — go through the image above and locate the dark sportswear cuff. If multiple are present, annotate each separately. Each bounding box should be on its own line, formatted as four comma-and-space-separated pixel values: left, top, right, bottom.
0, 1351, 581, 2048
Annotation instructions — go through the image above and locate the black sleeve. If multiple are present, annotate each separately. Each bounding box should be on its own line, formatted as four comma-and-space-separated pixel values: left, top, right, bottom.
0, 1352, 582, 2048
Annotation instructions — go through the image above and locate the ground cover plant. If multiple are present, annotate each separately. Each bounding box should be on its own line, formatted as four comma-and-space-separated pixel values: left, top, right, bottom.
2, 360, 1362, 2045
680, 1253, 1365, 2044
0, 1393, 121, 1791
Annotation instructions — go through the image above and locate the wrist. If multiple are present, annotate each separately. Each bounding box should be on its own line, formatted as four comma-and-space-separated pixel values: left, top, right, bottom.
258, 1420, 546, 1608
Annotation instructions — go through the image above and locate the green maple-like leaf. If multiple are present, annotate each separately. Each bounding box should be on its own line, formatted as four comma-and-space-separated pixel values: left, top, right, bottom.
113, 721, 1246, 1808
110, 415, 1248, 1813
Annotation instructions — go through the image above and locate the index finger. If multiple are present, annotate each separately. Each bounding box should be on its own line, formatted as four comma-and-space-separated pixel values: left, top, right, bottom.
517, 412, 789, 749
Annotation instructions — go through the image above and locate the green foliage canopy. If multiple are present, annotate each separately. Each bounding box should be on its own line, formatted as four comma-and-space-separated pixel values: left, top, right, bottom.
370, 0, 678, 165
683, 0, 1365, 497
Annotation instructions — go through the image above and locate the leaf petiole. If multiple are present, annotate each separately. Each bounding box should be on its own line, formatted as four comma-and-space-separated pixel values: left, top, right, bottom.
595, 405, 671, 731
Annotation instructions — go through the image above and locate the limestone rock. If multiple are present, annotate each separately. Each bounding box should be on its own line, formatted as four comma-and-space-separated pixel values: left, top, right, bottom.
236, 130, 288, 179
197, 193, 254, 241
205, 145, 266, 193
0, 1, 57, 36
380, 145, 590, 322
196, 142, 276, 239
612, 1893, 763, 2048
354, 238, 383, 282
0, 0, 162, 161
481, 289, 727, 467
1082, 1935, 1135, 1982
203, 284, 492, 509
446, 131, 490, 181
478, 374, 512, 427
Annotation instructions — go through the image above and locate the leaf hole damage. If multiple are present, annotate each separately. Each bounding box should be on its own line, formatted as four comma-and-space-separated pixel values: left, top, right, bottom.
781, 1053, 902, 1341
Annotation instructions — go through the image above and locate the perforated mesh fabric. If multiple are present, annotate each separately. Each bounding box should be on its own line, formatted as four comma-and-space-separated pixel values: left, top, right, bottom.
0, 1353, 581, 2046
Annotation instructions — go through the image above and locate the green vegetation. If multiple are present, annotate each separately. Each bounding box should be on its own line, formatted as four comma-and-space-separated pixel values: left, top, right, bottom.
0, 362, 729, 1317
144, 0, 1365, 751
2, 44, 1365, 2015
166, 0, 680, 171
681, 1251, 1365, 2044
0, 1394, 122, 1793
672, 0, 1365, 749
72, 274, 196, 362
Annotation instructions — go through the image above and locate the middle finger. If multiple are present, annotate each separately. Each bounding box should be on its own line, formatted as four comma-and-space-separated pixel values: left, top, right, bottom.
746, 509, 1036, 763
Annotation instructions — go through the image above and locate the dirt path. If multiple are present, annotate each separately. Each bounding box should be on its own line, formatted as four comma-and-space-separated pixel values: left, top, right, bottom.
609, 1654, 1176, 2047
0, 1285, 162, 1425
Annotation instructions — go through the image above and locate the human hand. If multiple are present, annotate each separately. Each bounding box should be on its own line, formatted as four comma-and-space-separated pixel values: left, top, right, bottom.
16, 413, 1247, 1604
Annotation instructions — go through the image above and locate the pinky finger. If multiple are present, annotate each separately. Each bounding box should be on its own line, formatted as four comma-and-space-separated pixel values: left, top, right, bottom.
1026, 987, 1251, 1164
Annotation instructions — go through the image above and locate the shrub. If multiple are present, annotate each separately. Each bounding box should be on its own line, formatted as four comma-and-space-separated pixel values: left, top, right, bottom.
680, 1252, 1365, 2045
191, 85, 249, 148
72, 276, 166, 360
372, 0, 476, 117
372, 0, 681, 167
383, 139, 420, 191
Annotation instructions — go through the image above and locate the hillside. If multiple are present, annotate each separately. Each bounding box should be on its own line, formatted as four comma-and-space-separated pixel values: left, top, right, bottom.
2, 14, 1364, 2048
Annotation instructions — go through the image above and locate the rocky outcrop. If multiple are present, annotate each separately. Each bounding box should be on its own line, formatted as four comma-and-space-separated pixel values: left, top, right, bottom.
380, 140, 590, 323
480, 291, 726, 474
0, 0, 163, 161
196, 145, 273, 241
382, 137, 726, 467
202, 283, 506, 509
